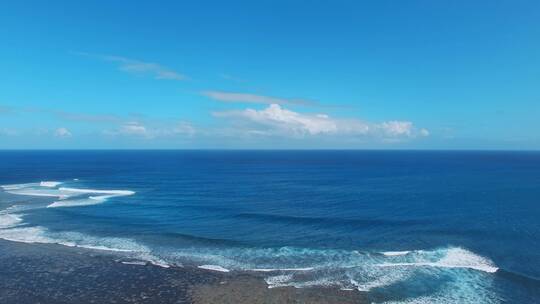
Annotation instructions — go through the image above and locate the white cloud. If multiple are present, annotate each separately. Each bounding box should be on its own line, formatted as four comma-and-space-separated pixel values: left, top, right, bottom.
105, 121, 196, 139
215, 104, 338, 135
214, 104, 427, 140
118, 122, 148, 136
54, 127, 72, 138
203, 91, 318, 107
173, 122, 196, 136
378, 121, 412, 137
106, 55, 187, 81
78, 52, 187, 81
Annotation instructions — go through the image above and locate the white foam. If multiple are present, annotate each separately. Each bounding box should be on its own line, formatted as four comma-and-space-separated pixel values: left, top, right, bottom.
381, 251, 410, 256
47, 197, 105, 208
350, 271, 408, 292
0, 226, 69, 245
290, 278, 340, 289
375, 248, 498, 273
0, 182, 501, 300
149, 260, 171, 268
198, 265, 230, 272
2, 181, 62, 191
3, 183, 135, 205
0, 223, 174, 270
58, 187, 135, 196
1, 182, 38, 190
45, 188, 135, 208
77, 244, 135, 252
250, 267, 314, 272
0, 213, 23, 229
438, 247, 499, 273
121, 261, 147, 266
6, 189, 66, 197
265, 274, 293, 288
0, 181, 171, 271
40, 181, 63, 187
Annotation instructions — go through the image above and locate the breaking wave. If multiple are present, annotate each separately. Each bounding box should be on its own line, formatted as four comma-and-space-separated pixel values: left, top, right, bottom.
1, 181, 135, 208
0, 180, 503, 302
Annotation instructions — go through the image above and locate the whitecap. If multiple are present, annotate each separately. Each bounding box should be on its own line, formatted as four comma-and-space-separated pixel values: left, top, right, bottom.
121, 261, 147, 266
0, 226, 68, 245
5, 189, 67, 197
58, 187, 135, 196
3, 183, 135, 204
265, 274, 293, 288
375, 247, 498, 273
250, 267, 314, 272
47, 197, 106, 208
39, 181, 63, 188
198, 265, 230, 272
77, 244, 135, 252
0, 213, 23, 229
1, 182, 39, 190
381, 251, 410, 256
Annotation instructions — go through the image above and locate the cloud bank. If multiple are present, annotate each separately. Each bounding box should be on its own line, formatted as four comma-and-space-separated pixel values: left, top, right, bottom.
214, 104, 429, 140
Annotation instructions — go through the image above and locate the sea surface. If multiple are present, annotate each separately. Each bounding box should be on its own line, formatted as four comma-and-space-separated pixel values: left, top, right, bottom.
0, 150, 539, 303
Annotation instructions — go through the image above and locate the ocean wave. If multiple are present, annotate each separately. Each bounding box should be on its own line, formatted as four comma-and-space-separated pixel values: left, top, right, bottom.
375, 247, 498, 273
381, 251, 411, 256
0, 210, 500, 301
40, 181, 63, 187
265, 274, 294, 288
0, 223, 169, 267
5, 189, 69, 198
0, 180, 502, 302
1, 181, 135, 208
0, 213, 23, 229
198, 265, 230, 272
235, 212, 428, 228
47, 197, 106, 208
1, 182, 40, 190
2, 181, 62, 190
250, 267, 315, 272
46, 188, 135, 208
162, 244, 499, 294
57, 187, 135, 196
121, 261, 148, 266
0, 181, 160, 265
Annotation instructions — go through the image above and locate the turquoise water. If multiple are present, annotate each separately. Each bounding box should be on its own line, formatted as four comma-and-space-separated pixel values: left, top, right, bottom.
1, 150, 539, 302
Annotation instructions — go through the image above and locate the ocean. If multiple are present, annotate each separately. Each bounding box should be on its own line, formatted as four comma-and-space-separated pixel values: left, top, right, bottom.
0, 150, 539, 303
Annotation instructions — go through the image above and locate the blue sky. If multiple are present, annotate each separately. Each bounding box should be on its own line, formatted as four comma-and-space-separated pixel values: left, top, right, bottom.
0, 1, 539, 149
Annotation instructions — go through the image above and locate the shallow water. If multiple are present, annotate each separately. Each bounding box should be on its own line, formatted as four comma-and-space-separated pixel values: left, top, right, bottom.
1, 150, 539, 302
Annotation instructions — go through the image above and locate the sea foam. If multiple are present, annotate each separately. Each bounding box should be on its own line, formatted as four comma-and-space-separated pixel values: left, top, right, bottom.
0, 180, 501, 301
40, 181, 63, 188
0, 181, 156, 264
198, 265, 231, 272
0, 213, 23, 229
381, 251, 411, 256
375, 247, 498, 273
0, 181, 135, 208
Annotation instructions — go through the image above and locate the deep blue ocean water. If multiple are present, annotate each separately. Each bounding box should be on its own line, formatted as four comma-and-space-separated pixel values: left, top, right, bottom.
1, 150, 539, 303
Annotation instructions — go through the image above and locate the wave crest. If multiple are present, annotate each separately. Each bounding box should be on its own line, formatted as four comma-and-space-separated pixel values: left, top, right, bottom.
1, 181, 135, 208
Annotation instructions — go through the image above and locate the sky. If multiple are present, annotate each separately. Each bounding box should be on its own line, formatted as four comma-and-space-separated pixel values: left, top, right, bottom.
0, 1, 539, 149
